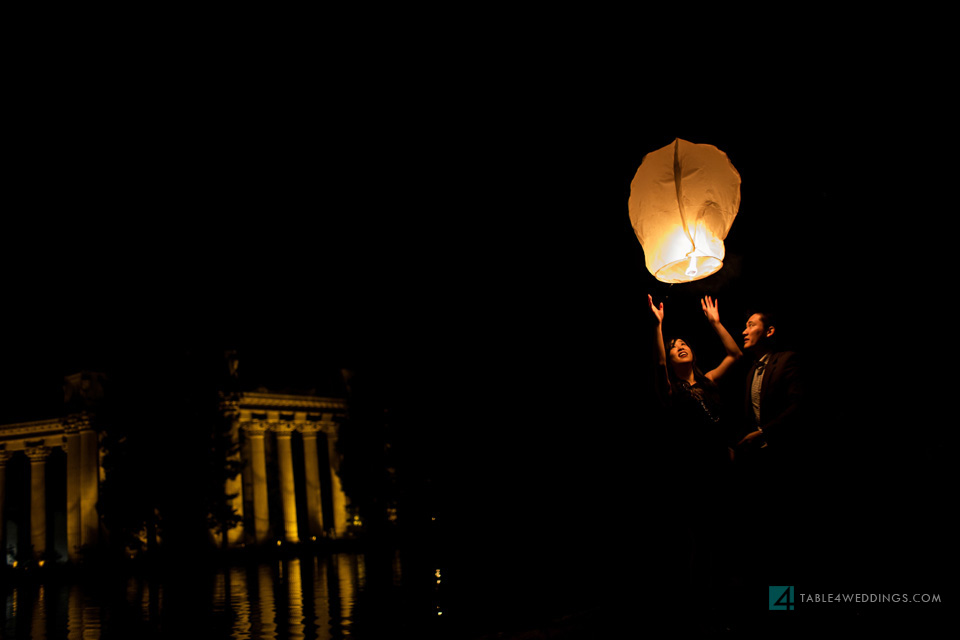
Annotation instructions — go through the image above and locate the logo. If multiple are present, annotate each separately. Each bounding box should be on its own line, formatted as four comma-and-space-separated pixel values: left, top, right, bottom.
769, 586, 795, 611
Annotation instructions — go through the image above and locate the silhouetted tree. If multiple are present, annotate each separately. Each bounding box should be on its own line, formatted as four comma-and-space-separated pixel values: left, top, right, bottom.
96, 368, 165, 556
337, 367, 397, 540
206, 359, 244, 550
97, 345, 244, 560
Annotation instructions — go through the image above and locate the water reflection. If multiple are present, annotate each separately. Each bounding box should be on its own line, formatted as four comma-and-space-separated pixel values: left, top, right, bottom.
67, 583, 103, 640
2, 550, 437, 639
207, 552, 388, 639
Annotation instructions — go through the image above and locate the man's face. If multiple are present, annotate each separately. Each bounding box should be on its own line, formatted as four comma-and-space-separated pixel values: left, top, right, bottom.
742, 313, 772, 351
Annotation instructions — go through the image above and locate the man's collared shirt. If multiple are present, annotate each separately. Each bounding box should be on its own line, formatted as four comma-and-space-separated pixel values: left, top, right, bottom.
751, 353, 771, 427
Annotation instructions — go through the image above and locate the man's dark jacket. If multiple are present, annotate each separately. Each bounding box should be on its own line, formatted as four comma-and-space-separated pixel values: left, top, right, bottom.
741, 350, 804, 451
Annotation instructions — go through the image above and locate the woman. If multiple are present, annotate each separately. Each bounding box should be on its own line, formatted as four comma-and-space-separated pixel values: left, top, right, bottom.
649, 294, 742, 601
650, 295, 741, 453
650, 295, 741, 407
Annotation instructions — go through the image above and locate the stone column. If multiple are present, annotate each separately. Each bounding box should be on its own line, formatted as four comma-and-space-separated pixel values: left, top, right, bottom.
0, 449, 10, 565
26, 445, 52, 560
64, 419, 82, 562
79, 420, 99, 547
297, 423, 325, 540
273, 422, 300, 544
243, 421, 271, 545
320, 421, 348, 537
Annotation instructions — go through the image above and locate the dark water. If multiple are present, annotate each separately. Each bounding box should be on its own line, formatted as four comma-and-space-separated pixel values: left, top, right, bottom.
4, 547, 947, 639
1, 550, 449, 639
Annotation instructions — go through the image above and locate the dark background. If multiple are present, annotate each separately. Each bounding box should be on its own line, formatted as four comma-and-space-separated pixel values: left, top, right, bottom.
2, 53, 951, 633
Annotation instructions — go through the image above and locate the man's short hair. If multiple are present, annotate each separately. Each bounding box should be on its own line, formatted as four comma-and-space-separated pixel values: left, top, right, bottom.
749, 310, 776, 331
747, 308, 780, 347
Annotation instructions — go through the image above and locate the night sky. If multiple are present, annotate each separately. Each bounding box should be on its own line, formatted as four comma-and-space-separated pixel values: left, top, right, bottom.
3, 61, 951, 630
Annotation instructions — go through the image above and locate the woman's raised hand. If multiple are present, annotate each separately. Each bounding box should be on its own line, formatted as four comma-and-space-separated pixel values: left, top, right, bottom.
648, 294, 664, 324
701, 295, 720, 324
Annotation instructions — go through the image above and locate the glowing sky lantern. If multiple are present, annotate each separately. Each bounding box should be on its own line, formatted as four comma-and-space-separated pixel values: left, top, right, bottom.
628, 138, 741, 283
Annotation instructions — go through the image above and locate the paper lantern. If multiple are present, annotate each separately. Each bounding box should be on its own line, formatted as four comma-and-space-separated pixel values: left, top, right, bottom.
628, 138, 741, 283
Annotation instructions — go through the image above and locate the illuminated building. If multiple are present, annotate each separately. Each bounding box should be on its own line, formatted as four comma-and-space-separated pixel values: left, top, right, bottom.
0, 377, 351, 564
0, 412, 99, 563
220, 391, 350, 547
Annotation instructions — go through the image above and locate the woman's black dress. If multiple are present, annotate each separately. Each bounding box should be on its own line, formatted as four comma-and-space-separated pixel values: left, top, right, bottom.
666, 378, 733, 590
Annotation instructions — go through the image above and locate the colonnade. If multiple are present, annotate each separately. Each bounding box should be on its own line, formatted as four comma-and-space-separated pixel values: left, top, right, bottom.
221, 392, 350, 547
1, 391, 352, 560
0, 413, 100, 563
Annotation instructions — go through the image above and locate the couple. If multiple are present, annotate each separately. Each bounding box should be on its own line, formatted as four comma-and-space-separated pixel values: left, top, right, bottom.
649, 294, 801, 466
649, 293, 803, 591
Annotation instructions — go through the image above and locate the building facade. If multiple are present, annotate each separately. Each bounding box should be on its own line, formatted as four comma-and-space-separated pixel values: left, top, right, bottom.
220, 391, 350, 548
0, 412, 99, 564
0, 379, 351, 564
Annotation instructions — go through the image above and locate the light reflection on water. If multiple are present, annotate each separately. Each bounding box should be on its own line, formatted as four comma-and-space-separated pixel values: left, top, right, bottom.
2, 550, 436, 640
208, 555, 364, 639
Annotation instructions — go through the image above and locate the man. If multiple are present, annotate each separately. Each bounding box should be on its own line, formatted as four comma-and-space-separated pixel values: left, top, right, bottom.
736, 311, 804, 460
731, 310, 807, 588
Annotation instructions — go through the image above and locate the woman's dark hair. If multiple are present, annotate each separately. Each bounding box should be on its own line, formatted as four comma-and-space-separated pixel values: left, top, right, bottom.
665, 337, 721, 425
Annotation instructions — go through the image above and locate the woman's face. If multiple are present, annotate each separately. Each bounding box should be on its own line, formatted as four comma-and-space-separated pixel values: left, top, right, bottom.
669, 339, 694, 365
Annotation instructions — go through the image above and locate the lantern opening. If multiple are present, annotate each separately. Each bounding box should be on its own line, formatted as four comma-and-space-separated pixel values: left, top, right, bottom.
656, 255, 723, 283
